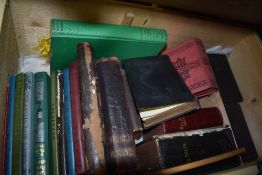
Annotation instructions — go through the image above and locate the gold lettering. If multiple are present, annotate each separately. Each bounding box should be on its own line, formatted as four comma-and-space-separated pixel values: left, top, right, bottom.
182, 143, 191, 162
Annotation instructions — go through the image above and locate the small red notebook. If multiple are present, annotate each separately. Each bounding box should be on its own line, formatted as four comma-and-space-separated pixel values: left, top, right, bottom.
162, 38, 218, 97
143, 107, 224, 140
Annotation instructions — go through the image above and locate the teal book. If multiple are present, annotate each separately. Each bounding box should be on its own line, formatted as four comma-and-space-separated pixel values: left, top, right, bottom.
12, 73, 25, 175
23, 72, 35, 175
34, 72, 50, 175
51, 19, 167, 70
50, 71, 59, 175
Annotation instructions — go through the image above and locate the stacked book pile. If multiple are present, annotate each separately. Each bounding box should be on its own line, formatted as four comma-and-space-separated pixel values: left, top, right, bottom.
2, 19, 257, 175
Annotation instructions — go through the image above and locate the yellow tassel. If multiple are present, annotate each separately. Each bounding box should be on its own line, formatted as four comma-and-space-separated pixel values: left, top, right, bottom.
34, 37, 51, 60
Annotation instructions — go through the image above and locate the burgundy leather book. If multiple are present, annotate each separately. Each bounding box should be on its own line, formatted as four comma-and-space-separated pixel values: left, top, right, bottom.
162, 38, 218, 97
143, 107, 223, 140
2, 86, 9, 175
69, 62, 87, 174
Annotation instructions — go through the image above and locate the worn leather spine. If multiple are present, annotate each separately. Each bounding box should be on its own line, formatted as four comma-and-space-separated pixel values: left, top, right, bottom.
77, 43, 105, 174
95, 57, 138, 174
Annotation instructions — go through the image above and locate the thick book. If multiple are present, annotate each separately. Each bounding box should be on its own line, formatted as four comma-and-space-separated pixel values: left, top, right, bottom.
123, 55, 199, 128
12, 73, 25, 175
143, 107, 224, 140
95, 57, 138, 174
57, 72, 67, 175
2, 86, 9, 175
50, 71, 60, 175
137, 127, 241, 174
69, 62, 87, 174
23, 72, 35, 175
5, 75, 16, 175
121, 69, 143, 135
208, 54, 243, 103
162, 38, 218, 97
34, 72, 50, 175
51, 19, 167, 70
224, 103, 258, 162
63, 68, 76, 175
77, 42, 105, 174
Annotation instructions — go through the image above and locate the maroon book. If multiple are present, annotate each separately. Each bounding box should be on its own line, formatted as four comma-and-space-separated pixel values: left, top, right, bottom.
143, 107, 223, 140
69, 62, 87, 174
2, 86, 9, 175
162, 38, 218, 97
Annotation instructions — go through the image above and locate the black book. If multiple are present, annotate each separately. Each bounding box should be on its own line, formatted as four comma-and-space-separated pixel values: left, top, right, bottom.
136, 127, 241, 174
224, 103, 258, 162
208, 54, 243, 103
123, 55, 199, 128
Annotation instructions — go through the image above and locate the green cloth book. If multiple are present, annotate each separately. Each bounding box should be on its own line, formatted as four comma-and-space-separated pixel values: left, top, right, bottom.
50, 71, 59, 175
51, 19, 167, 70
12, 73, 25, 175
34, 72, 50, 175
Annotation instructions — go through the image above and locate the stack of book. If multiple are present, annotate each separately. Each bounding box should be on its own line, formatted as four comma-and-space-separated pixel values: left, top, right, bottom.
2, 19, 255, 175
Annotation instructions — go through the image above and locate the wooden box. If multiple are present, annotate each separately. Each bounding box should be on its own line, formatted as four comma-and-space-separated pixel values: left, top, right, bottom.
0, 0, 261, 174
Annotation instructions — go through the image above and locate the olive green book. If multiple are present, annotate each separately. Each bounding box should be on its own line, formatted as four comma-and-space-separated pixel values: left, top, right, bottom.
50, 71, 59, 175
51, 19, 167, 70
12, 73, 25, 175
34, 72, 50, 175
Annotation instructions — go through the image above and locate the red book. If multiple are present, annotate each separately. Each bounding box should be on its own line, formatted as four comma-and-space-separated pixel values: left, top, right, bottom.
143, 107, 223, 140
2, 86, 9, 174
69, 62, 87, 174
162, 38, 218, 97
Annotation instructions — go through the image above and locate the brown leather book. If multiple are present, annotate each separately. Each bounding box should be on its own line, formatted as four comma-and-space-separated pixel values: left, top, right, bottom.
143, 107, 223, 140
95, 57, 138, 174
77, 43, 105, 174
69, 62, 87, 174
162, 38, 218, 97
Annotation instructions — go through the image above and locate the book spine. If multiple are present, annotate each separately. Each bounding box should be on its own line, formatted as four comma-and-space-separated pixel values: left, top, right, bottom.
34, 72, 50, 175
69, 62, 87, 174
2, 85, 9, 175
5, 75, 16, 175
95, 57, 138, 174
50, 71, 60, 175
77, 42, 105, 174
12, 73, 25, 175
23, 72, 35, 175
63, 68, 76, 175
58, 72, 67, 175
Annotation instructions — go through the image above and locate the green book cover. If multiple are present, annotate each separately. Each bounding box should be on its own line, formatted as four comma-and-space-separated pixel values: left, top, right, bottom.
34, 72, 50, 175
51, 19, 167, 70
12, 73, 25, 175
50, 71, 59, 175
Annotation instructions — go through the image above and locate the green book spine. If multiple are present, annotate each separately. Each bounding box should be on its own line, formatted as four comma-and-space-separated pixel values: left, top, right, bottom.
12, 73, 25, 175
50, 71, 59, 175
34, 72, 50, 175
51, 19, 167, 70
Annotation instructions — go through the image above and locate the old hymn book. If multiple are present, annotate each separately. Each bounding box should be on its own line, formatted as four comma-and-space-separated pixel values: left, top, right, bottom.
162, 38, 218, 97
123, 55, 199, 128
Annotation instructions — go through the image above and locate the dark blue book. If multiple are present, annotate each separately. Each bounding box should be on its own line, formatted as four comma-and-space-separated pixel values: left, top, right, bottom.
5, 75, 16, 175
23, 72, 35, 175
63, 68, 76, 175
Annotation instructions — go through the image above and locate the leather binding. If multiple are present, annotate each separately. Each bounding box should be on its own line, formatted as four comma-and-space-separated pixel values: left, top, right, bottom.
121, 69, 143, 137
208, 54, 243, 103
143, 107, 223, 140
96, 57, 138, 174
58, 72, 67, 175
137, 127, 241, 174
224, 103, 258, 162
23, 72, 35, 175
34, 72, 50, 175
69, 62, 87, 174
2, 86, 9, 175
12, 73, 25, 175
162, 38, 218, 97
77, 42, 105, 174
123, 55, 199, 128
5, 75, 16, 175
